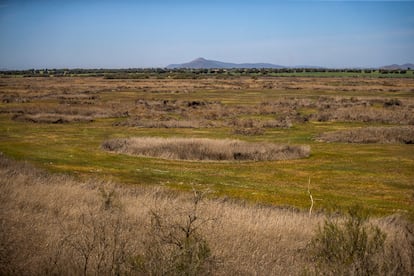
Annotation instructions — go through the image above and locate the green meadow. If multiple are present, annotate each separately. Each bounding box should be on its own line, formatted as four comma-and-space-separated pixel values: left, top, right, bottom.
0, 76, 413, 217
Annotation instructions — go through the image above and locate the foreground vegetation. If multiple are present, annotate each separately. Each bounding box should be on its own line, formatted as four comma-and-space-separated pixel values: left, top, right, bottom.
1, 155, 413, 275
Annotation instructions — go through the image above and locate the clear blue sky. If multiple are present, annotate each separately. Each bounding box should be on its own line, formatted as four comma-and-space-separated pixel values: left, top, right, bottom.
1, 0, 413, 69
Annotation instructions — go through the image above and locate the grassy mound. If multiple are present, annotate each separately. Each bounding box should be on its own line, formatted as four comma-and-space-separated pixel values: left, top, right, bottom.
317, 126, 414, 144
102, 137, 311, 161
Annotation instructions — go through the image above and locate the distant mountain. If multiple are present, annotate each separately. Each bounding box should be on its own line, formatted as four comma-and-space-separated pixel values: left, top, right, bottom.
166, 58, 285, 69
381, 63, 414, 70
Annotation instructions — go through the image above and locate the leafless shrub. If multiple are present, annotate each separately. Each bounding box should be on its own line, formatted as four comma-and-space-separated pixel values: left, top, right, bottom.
102, 137, 311, 161
133, 189, 216, 275
49, 207, 137, 275
317, 126, 414, 144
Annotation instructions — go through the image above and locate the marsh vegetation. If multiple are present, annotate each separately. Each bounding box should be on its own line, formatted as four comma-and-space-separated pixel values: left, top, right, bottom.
0, 73, 413, 274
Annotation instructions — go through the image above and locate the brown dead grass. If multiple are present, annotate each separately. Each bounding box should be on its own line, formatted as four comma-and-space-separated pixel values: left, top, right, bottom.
1, 154, 413, 275
0, 154, 319, 275
317, 126, 414, 144
101, 137, 311, 161
12, 113, 94, 124
2, 77, 413, 127
313, 106, 414, 125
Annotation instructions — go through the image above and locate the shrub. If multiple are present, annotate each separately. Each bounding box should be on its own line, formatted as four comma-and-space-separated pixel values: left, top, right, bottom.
316, 126, 414, 144
309, 206, 387, 275
312, 106, 414, 125
379, 215, 414, 275
132, 190, 215, 275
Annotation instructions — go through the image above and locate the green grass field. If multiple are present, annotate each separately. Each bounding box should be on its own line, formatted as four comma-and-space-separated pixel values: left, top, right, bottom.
0, 76, 413, 217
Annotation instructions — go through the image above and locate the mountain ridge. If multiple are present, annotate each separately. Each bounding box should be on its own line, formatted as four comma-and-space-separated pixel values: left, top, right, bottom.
167, 58, 414, 70
166, 58, 285, 69
381, 63, 414, 70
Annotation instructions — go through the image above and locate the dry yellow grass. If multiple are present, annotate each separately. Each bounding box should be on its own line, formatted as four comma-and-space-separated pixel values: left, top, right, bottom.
101, 137, 311, 161
1, 155, 413, 275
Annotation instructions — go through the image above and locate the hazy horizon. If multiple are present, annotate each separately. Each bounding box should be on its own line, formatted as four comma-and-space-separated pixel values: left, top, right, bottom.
1, 0, 413, 69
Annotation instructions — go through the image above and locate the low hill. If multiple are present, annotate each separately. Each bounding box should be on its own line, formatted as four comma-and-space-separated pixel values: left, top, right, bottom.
166, 57, 285, 69
381, 63, 414, 70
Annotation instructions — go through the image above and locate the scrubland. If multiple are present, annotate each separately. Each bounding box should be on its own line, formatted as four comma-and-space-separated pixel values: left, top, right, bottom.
0, 75, 414, 274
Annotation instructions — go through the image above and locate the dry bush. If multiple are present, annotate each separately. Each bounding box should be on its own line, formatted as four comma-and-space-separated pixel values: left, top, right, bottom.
313, 106, 414, 125
12, 113, 94, 124
308, 207, 414, 275
232, 127, 265, 136
102, 137, 311, 161
229, 117, 292, 129
133, 190, 216, 275
262, 118, 293, 128
309, 206, 387, 275
114, 118, 218, 128
377, 215, 414, 275
317, 126, 414, 144
0, 155, 413, 275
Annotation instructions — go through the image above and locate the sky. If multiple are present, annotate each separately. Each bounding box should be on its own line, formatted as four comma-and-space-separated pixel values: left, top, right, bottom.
0, 0, 413, 69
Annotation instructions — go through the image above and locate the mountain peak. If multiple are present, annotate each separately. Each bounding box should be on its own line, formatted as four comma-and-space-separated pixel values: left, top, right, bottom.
166, 58, 284, 69
193, 57, 207, 62
381, 63, 414, 70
